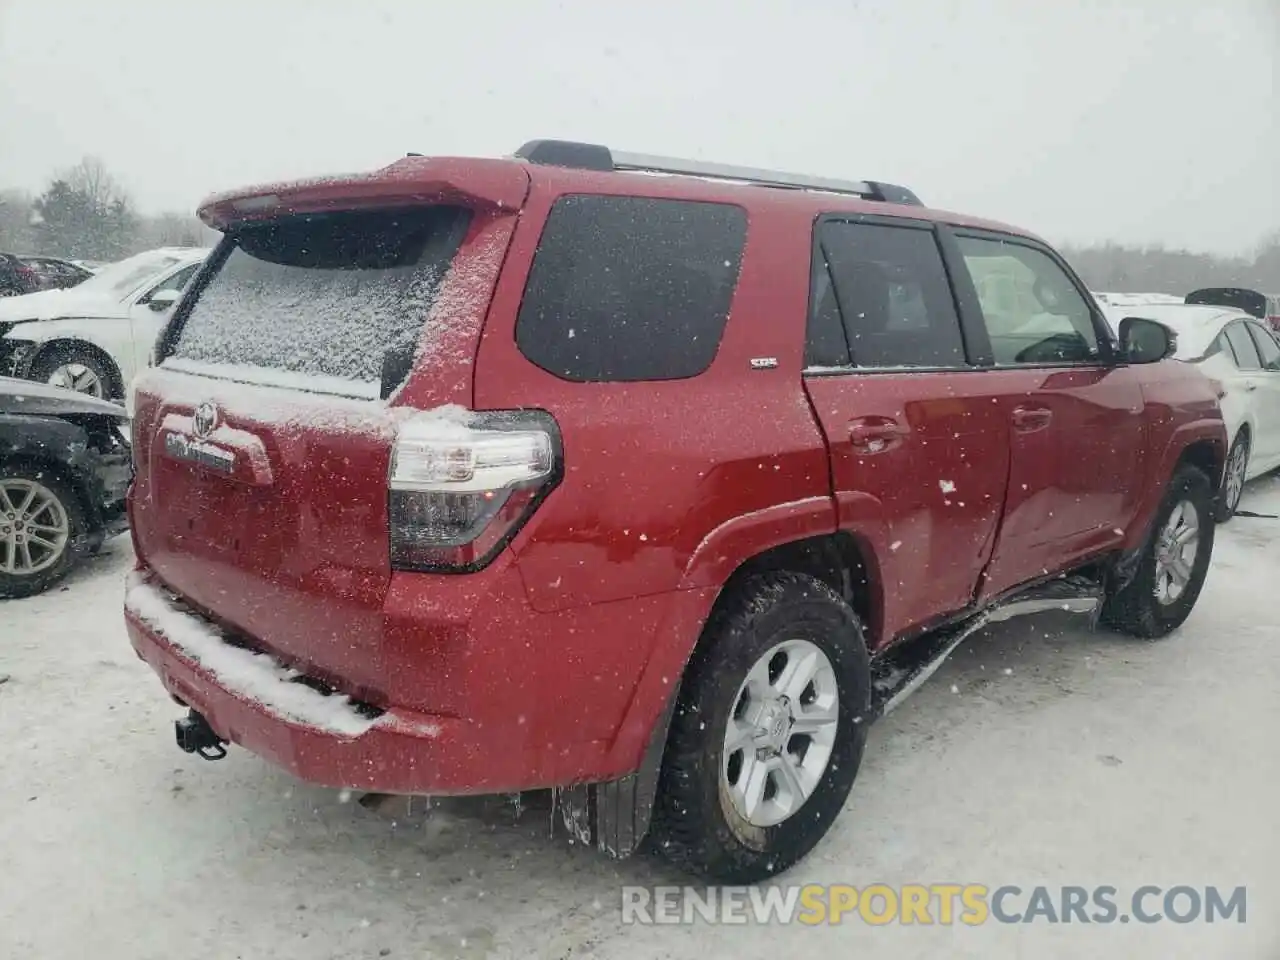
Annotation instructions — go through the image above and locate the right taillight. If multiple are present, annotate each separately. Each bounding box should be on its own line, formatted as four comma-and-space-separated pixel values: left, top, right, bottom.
388, 408, 561, 572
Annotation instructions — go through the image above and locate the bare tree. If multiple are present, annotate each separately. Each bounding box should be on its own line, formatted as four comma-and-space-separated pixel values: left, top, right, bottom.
32, 156, 139, 260
63, 156, 131, 215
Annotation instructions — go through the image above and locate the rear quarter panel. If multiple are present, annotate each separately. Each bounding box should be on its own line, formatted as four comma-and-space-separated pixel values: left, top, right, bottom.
472, 180, 835, 771
474, 181, 833, 613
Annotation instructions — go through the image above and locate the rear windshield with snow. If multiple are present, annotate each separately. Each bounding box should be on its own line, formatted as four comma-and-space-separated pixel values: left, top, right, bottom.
166, 207, 472, 397
515, 195, 747, 382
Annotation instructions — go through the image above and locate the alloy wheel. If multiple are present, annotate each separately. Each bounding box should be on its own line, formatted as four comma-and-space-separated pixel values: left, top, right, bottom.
47, 363, 104, 398
1152, 499, 1200, 605
721, 637, 840, 828
1223, 439, 1248, 514
0, 478, 71, 577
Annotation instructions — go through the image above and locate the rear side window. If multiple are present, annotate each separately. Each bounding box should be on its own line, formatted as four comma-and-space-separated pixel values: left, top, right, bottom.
515, 195, 746, 382
168, 206, 472, 394
805, 266, 850, 367
1246, 322, 1280, 370
1224, 323, 1262, 370
814, 220, 965, 368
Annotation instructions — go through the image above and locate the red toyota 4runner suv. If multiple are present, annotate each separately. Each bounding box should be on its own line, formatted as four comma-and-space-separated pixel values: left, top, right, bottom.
123, 140, 1226, 883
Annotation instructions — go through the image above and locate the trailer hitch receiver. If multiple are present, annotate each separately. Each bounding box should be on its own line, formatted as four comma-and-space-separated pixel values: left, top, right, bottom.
174, 709, 227, 761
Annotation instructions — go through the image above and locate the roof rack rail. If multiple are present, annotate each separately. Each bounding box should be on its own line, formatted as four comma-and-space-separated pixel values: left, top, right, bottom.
512, 139, 922, 206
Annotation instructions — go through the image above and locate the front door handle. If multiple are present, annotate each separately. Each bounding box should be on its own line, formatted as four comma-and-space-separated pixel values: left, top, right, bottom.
1011, 406, 1053, 433
1244, 380, 1258, 392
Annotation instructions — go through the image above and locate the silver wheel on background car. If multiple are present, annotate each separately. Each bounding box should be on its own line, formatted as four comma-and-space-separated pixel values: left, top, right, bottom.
1152, 499, 1200, 605
46, 363, 105, 398
0, 478, 71, 577
1222, 436, 1249, 516
721, 637, 840, 828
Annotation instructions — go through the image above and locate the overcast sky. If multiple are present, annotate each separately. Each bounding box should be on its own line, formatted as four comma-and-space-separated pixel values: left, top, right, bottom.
1, 0, 1276, 255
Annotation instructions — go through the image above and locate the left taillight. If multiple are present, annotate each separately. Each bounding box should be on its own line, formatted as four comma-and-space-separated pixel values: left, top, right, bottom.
388, 408, 561, 573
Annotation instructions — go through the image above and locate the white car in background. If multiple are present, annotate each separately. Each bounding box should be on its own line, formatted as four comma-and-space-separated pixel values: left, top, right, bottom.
1092, 291, 1185, 309
1101, 301, 1280, 520
0, 247, 209, 400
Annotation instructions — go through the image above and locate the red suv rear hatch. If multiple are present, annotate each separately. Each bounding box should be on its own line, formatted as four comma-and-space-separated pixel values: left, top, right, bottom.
128, 158, 529, 700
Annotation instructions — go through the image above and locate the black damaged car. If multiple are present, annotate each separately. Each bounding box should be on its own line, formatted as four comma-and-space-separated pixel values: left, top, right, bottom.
0, 377, 132, 598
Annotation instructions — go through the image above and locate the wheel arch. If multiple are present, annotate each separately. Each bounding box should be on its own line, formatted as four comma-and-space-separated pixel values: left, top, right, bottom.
703, 531, 882, 651
1119, 424, 1226, 564
571, 533, 883, 862
1175, 436, 1225, 488
0, 451, 93, 530
0, 416, 101, 529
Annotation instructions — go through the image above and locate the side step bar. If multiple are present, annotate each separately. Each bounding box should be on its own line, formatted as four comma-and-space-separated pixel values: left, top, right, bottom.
869, 577, 1103, 718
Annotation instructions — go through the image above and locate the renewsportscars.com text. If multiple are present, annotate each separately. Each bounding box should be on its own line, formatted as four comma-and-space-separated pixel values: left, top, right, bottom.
621, 884, 1247, 926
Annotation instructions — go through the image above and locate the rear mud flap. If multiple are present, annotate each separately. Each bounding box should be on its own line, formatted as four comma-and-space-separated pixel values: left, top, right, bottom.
553, 686, 681, 859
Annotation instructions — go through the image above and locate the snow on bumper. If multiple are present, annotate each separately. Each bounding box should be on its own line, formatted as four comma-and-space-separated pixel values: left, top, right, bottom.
123, 572, 510, 794
126, 573, 381, 737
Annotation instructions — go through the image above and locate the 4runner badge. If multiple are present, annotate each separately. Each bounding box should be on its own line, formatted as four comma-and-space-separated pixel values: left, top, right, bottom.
192, 402, 219, 439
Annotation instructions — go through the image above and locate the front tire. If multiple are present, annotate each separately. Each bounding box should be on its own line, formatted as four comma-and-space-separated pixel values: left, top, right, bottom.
1102, 465, 1215, 638
28, 343, 119, 400
1216, 431, 1249, 522
0, 464, 84, 599
650, 572, 871, 883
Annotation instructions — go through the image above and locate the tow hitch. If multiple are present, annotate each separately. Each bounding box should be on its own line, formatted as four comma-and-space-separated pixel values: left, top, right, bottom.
175, 710, 227, 760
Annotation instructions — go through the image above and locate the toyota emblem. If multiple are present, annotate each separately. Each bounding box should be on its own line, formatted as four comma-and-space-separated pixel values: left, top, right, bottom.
192, 401, 219, 439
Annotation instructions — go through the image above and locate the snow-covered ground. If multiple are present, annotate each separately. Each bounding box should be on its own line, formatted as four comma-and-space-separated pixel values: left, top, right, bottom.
3, 482, 1280, 960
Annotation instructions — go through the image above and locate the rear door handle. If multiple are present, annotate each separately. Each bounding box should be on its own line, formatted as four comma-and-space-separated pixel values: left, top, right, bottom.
1244, 380, 1258, 392
1011, 406, 1053, 433
848, 418, 907, 452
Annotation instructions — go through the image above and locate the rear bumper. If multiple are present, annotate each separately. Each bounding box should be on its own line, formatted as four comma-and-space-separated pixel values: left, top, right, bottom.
124, 573, 540, 795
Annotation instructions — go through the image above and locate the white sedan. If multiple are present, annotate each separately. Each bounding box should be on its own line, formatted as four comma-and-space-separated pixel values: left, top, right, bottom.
1101, 301, 1280, 520
0, 247, 210, 401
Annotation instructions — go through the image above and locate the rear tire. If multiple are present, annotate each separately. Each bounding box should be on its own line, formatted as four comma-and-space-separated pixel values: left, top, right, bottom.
0, 463, 85, 599
1216, 431, 1249, 523
650, 572, 871, 883
1102, 465, 1214, 638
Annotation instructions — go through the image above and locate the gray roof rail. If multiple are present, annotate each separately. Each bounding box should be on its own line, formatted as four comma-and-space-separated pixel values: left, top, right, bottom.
512, 139, 921, 205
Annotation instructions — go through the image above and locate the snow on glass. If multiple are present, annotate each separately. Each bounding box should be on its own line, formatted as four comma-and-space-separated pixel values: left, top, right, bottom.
169, 209, 466, 395
172, 252, 443, 390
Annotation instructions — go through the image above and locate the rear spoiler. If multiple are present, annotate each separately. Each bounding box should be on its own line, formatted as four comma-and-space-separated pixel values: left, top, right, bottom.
197, 157, 531, 231
1185, 287, 1269, 320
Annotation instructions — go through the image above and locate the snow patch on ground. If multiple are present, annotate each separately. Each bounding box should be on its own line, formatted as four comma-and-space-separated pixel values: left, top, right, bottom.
124, 574, 378, 738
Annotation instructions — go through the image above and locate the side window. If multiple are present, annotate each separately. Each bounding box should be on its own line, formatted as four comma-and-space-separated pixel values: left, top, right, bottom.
957, 236, 1100, 365
1207, 331, 1232, 362
1224, 323, 1262, 370
1246, 322, 1280, 371
143, 263, 199, 302
805, 261, 851, 367
816, 220, 965, 368
516, 195, 746, 382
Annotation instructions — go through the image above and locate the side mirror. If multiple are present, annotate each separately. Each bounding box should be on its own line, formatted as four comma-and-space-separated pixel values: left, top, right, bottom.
147, 289, 180, 312
1118, 316, 1176, 364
